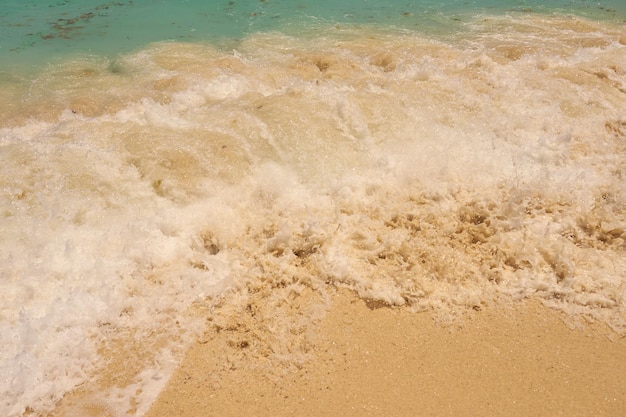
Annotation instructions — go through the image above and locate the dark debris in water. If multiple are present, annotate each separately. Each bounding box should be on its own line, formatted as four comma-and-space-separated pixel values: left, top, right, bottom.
38, 1, 133, 41
363, 298, 391, 310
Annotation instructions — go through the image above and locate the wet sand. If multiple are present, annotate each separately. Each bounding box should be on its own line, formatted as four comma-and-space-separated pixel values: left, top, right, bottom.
143, 289, 626, 417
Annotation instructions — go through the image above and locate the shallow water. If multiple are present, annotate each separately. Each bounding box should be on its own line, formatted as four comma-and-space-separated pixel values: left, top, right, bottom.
2, 0, 625, 67
1, 2, 626, 416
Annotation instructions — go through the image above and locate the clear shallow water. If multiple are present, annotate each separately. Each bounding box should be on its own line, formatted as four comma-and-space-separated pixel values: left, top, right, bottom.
2, 0, 625, 67
1, 1, 626, 416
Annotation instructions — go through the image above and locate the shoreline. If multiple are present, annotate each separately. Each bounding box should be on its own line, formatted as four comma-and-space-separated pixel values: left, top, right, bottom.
7, 13, 624, 416
141, 290, 626, 417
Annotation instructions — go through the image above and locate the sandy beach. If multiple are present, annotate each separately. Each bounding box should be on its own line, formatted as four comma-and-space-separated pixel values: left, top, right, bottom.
3, 2, 625, 415
134, 289, 625, 417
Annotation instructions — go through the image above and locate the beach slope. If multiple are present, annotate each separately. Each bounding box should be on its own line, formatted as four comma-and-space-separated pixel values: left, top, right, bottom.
145, 290, 626, 417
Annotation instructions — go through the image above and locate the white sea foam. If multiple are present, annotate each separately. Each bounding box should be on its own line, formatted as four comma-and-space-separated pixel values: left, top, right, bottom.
1, 14, 625, 416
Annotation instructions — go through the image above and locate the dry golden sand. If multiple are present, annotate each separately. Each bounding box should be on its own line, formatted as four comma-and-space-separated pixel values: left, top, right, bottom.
142, 290, 626, 417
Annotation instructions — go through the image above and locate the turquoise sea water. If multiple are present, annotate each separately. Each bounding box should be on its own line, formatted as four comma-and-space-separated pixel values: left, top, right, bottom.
2, 0, 625, 67
1, 1, 625, 416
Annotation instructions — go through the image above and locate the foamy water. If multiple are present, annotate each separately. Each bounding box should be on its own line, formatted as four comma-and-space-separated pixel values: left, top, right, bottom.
1, 8, 626, 416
